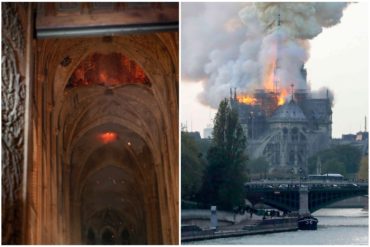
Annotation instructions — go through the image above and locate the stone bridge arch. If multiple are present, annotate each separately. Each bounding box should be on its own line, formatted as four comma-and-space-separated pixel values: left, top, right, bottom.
245, 182, 368, 213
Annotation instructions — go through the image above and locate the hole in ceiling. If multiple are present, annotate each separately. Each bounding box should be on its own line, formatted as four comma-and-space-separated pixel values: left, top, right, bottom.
66, 52, 151, 89
98, 131, 118, 144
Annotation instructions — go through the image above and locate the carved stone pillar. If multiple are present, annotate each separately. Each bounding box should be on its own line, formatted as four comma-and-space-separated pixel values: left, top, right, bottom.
1, 3, 31, 244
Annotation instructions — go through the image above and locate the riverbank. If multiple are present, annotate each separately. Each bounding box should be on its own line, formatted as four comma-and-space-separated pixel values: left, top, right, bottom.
183, 208, 368, 245
182, 219, 297, 242
181, 210, 298, 242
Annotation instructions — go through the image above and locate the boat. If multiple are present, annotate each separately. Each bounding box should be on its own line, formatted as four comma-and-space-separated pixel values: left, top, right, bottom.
298, 215, 318, 230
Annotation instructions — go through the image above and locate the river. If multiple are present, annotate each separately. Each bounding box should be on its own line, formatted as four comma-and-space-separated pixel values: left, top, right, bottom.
185, 208, 368, 245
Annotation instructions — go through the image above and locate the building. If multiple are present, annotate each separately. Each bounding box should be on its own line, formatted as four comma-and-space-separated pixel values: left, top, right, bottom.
332, 131, 369, 155
203, 124, 213, 139
2, 2, 178, 245
230, 88, 332, 175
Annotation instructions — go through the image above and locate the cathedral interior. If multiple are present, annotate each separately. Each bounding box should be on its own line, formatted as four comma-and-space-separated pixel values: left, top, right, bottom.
2, 2, 178, 244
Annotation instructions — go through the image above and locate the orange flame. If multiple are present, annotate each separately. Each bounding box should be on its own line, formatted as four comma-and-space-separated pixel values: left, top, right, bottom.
237, 95, 257, 105
277, 89, 288, 106
262, 55, 278, 91
99, 132, 118, 144
238, 51, 292, 107
261, 54, 290, 106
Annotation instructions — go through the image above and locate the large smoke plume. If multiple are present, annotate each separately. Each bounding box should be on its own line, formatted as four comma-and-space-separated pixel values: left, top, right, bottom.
182, 2, 348, 108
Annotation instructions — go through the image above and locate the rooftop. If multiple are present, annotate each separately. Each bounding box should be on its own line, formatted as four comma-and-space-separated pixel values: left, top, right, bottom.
269, 100, 307, 123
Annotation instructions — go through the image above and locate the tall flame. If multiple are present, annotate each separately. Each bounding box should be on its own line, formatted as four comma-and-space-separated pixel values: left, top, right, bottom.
263, 59, 277, 91
237, 53, 289, 107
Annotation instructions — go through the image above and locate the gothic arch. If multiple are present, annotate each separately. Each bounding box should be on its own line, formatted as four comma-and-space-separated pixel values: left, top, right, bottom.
29, 33, 178, 244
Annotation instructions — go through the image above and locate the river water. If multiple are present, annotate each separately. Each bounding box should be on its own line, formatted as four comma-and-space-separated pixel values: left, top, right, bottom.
186, 208, 368, 245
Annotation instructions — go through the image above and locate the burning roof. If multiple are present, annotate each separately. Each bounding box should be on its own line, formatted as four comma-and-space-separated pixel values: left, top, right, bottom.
66, 52, 150, 88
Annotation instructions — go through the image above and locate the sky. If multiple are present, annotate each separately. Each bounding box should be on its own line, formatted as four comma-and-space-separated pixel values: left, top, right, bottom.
181, 2, 369, 138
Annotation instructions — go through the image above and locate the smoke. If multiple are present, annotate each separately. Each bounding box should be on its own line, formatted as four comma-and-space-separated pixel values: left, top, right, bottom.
310, 87, 335, 106
182, 2, 348, 108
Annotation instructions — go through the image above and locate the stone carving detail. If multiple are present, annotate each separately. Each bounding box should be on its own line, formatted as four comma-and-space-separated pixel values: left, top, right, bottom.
2, 3, 24, 52
1, 3, 26, 244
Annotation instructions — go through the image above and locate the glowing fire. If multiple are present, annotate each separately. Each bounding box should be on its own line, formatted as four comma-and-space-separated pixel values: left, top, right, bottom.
99, 132, 118, 144
262, 49, 278, 91
237, 95, 257, 105
237, 54, 290, 107
277, 89, 288, 106
262, 55, 289, 106
67, 53, 151, 88
263, 59, 277, 91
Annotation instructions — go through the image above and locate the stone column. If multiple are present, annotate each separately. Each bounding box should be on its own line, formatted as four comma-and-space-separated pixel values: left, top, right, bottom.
210, 206, 218, 229
2, 3, 33, 244
299, 186, 309, 215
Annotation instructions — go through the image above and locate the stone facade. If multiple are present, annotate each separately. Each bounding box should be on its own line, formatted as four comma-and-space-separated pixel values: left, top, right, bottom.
231, 90, 332, 175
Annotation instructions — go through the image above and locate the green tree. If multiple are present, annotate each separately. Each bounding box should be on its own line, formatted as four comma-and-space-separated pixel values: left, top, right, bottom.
197, 138, 212, 156
248, 157, 269, 179
181, 131, 205, 200
322, 158, 346, 175
308, 145, 362, 176
334, 145, 362, 174
357, 155, 368, 180
199, 99, 248, 210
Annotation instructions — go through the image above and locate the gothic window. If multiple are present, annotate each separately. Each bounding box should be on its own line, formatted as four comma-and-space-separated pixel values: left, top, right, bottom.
101, 228, 115, 245
289, 150, 295, 166
120, 229, 130, 244
291, 127, 298, 141
282, 127, 288, 139
87, 228, 96, 245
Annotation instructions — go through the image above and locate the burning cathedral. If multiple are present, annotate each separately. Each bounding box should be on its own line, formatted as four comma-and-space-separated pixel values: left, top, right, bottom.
182, 3, 346, 176
226, 5, 338, 176
230, 72, 332, 175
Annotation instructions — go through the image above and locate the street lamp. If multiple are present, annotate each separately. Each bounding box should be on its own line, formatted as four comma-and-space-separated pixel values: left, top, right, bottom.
299, 167, 304, 187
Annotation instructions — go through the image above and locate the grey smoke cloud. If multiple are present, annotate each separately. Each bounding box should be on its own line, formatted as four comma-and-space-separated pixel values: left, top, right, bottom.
182, 2, 348, 108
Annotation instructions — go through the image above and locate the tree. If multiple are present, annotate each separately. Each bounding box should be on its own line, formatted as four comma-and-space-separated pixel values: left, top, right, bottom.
322, 158, 346, 175
357, 155, 368, 180
248, 157, 269, 179
181, 131, 206, 200
199, 99, 248, 210
308, 145, 362, 176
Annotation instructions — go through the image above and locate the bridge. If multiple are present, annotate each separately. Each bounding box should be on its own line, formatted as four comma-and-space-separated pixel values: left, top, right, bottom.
245, 180, 368, 214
